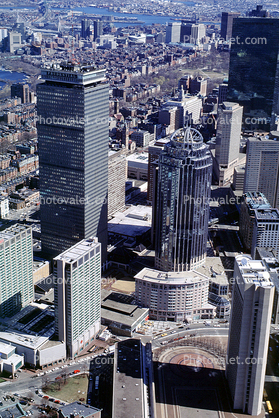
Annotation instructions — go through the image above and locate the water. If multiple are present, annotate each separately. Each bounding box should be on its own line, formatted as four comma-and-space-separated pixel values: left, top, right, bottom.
72, 5, 196, 26
0, 70, 29, 90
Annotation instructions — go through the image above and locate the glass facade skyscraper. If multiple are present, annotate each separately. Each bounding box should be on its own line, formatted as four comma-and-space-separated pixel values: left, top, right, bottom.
154, 127, 212, 272
37, 62, 109, 261
227, 17, 279, 129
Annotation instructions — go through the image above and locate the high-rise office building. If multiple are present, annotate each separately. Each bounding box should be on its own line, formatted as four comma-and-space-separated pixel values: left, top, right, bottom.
251, 208, 279, 259
0, 224, 33, 318
11, 83, 29, 103
166, 22, 181, 43
239, 192, 271, 251
244, 132, 279, 209
226, 255, 274, 415
81, 19, 91, 39
54, 238, 101, 358
227, 17, 279, 129
220, 12, 240, 41
154, 127, 212, 272
93, 20, 103, 42
37, 62, 109, 261
214, 102, 244, 186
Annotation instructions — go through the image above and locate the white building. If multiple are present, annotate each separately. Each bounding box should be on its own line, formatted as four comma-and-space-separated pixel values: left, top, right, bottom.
226, 255, 274, 416
0, 331, 66, 368
126, 152, 149, 181
251, 208, 279, 259
163, 91, 203, 127
131, 130, 151, 147
0, 341, 24, 374
166, 22, 181, 43
244, 132, 279, 208
54, 238, 102, 359
214, 102, 244, 186
0, 196, 9, 218
135, 267, 216, 321
0, 224, 34, 318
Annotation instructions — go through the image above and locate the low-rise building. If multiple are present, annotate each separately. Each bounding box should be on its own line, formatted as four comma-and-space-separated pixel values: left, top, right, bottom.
135, 267, 216, 322
59, 402, 101, 418
101, 290, 149, 336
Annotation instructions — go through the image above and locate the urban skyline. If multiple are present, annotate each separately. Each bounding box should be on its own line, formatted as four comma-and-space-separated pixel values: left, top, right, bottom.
0, 1, 279, 417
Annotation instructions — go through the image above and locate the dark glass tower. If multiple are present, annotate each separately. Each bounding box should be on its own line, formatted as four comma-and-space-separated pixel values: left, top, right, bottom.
93, 20, 103, 42
220, 12, 240, 41
81, 19, 91, 39
154, 127, 212, 272
37, 62, 109, 261
227, 17, 279, 129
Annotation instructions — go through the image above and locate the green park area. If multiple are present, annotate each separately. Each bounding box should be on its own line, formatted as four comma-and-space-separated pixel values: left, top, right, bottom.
44, 374, 89, 403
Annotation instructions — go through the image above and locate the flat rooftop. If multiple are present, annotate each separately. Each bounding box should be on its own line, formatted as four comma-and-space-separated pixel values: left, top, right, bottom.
255, 208, 279, 221
108, 205, 152, 238
54, 237, 100, 263
0, 404, 26, 418
113, 339, 143, 418
0, 331, 48, 350
135, 267, 208, 284
235, 256, 274, 287
0, 224, 31, 243
243, 192, 270, 210
60, 401, 101, 418
0, 341, 15, 356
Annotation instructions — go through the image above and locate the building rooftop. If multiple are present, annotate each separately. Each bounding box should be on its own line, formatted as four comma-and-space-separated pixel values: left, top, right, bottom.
235, 255, 274, 288
243, 192, 271, 211
255, 208, 279, 221
0, 224, 31, 243
0, 341, 15, 356
0, 403, 26, 418
54, 238, 100, 263
135, 267, 208, 284
59, 401, 101, 418
0, 331, 48, 350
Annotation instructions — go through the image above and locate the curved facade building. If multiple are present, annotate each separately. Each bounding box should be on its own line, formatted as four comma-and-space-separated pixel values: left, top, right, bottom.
154, 127, 212, 271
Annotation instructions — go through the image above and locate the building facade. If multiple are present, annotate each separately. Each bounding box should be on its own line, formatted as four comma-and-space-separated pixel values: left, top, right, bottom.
0, 224, 33, 318
243, 133, 279, 209
135, 267, 215, 321
227, 17, 279, 129
54, 238, 101, 358
37, 62, 109, 261
166, 22, 181, 43
226, 255, 274, 415
154, 127, 212, 272
239, 192, 271, 251
220, 12, 240, 41
214, 102, 243, 186
251, 208, 279, 259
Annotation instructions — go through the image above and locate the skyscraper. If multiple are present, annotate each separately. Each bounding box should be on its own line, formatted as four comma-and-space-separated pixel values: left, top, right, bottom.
93, 20, 103, 42
0, 224, 33, 317
244, 132, 279, 208
227, 17, 279, 129
37, 62, 109, 261
214, 102, 243, 186
11, 83, 29, 103
220, 12, 240, 41
154, 127, 212, 272
226, 255, 274, 415
54, 238, 101, 358
251, 208, 279, 259
166, 22, 181, 43
81, 19, 91, 39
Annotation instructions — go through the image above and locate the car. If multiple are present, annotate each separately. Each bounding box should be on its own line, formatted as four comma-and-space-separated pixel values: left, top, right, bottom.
49, 398, 55, 402
0, 401, 3, 406
161, 333, 167, 337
